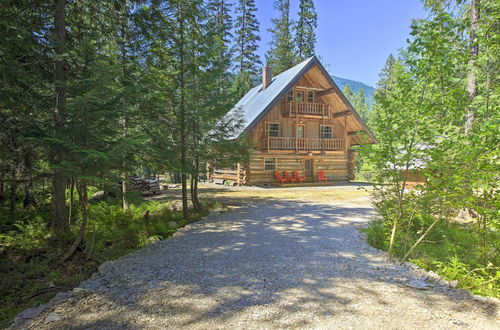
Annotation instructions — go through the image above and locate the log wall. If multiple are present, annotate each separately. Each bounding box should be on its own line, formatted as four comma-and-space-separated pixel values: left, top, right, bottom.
246, 151, 349, 185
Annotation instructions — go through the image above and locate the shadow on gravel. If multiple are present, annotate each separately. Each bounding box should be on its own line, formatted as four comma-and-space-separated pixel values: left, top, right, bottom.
26, 201, 498, 329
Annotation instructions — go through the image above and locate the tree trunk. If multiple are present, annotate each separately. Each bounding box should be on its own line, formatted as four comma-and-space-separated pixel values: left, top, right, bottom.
401, 216, 441, 263
23, 151, 36, 209
52, 0, 69, 234
122, 171, 129, 210
190, 155, 202, 212
0, 169, 5, 204
465, 0, 479, 134
119, 4, 129, 211
68, 177, 75, 225
178, 3, 189, 220
59, 180, 88, 263
9, 166, 16, 218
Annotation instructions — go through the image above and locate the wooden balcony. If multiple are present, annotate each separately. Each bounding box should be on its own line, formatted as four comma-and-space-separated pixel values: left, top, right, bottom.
281, 101, 330, 118
261, 137, 345, 151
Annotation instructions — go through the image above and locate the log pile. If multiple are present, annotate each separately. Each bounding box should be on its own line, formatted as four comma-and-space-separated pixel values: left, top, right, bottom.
119, 177, 161, 195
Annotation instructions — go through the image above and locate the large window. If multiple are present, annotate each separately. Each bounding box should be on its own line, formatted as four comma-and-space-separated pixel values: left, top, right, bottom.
267, 123, 280, 137
320, 125, 333, 139
307, 91, 314, 103
264, 157, 277, 171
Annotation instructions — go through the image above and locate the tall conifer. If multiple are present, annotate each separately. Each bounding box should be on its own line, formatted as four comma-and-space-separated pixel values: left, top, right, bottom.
296, 0, 318, 60
266, 0, 297, 74
234, 0, 261, 97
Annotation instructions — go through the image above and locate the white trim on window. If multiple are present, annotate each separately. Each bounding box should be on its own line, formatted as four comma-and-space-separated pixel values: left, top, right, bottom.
266, 122, 280, 137
320, 125, 333, 139
264, 157, 277, 171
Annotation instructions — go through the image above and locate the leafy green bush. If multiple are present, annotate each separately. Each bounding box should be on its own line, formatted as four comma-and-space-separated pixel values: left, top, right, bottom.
84, 200, 187, 260
365, 215, 499, 298
362, 218, 387, 250
0, 216, 49, 251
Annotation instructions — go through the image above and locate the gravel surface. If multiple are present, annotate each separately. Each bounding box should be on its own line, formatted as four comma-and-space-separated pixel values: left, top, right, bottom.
12, 199, 499, 329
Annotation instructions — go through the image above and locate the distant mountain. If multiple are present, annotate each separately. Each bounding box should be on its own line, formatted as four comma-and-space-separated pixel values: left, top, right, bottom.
331, 75, 375, 104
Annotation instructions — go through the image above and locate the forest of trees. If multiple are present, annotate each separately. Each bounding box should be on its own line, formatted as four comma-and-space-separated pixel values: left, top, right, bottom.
362, 0, 499, 297
0, 0, 321, 324
1, 0, 253, 238
0, 0, 321, 242
0, 0, 498, 326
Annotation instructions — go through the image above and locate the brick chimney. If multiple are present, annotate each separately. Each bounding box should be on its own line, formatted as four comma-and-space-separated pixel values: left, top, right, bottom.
262, 66, 272, 89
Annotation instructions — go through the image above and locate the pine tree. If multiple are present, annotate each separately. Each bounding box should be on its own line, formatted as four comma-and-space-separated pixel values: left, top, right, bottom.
0, 0, 51, 220
296, 0, 318, 60
234, 0, 261, 75
210, 0, 234, 86
342, 85, 354, 102
234, 0, 261, 97
353, 89, 369, 123
266, 0, 297, 74
52, 0, 70, 234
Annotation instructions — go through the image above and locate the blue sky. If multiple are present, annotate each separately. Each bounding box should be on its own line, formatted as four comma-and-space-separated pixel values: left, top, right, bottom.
252, 0, 427, 86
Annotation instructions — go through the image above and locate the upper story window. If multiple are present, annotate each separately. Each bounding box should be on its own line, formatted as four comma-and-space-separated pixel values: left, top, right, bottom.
267, 123, 280, 137
320, 125, 333, 139
297, 124, 305, 138
286, 90, 293, 102
307, 91, 314, 103
296, 91, 304, 103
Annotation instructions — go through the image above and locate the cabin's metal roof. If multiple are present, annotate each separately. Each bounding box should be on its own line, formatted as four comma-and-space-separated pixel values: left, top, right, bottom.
226, 56, 316, 138
224, 55, 377, 144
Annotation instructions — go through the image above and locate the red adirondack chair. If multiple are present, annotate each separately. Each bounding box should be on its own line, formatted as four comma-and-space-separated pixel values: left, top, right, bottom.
274, 171, 287, 183
284, 171, 296, 183
318, 171, 328, 182
293, 171, 305, 183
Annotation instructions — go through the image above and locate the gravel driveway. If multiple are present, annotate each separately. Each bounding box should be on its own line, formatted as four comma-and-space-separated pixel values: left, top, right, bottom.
13, 199, 499, 329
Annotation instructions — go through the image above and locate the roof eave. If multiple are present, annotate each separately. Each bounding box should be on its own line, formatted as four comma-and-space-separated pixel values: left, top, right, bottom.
237, 56, 318, 138
314, 60, 378, 144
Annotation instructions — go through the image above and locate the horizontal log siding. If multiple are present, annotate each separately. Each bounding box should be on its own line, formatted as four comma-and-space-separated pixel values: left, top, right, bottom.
246, 151, 349, 185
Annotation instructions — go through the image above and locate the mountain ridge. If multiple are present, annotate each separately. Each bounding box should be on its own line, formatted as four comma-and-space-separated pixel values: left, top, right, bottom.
331, 75, 375, 104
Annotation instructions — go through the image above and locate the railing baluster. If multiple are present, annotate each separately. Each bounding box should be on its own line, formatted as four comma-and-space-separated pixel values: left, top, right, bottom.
266, 137, 345, 151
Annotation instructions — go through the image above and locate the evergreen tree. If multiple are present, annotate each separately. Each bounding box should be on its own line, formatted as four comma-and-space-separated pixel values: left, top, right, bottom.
0, 0, 51, 220
51, 0, 70, 234
353, 89, 369, 123
209, 0, 234, 91
343, 85, 370, 124
266, 0, 297, 74
296, 0, 318, 60
233, 0, 261, 97
342, 85, 354, 102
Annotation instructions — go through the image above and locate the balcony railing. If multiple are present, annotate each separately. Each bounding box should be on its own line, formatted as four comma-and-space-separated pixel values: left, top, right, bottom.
281, 101, 330, 117
262, 137, 345, 151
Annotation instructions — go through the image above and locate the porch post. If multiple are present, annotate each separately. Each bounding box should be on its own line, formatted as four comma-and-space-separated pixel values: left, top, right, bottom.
344, 115, 348, 152
236, 163, 240, 186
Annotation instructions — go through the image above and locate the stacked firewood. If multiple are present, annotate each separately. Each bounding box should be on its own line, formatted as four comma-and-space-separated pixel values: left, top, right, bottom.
118, 177, 161, 195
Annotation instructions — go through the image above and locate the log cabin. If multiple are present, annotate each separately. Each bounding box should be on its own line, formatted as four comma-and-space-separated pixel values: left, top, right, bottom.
210, 56, 377, 186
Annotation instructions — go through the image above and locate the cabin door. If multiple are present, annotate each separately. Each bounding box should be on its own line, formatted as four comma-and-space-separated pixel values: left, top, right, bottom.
304, 158, 314, 181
